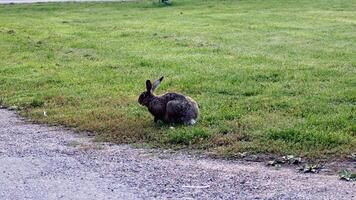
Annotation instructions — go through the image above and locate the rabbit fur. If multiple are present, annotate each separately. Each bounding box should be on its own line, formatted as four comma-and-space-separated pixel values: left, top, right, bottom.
138, 77, 199, 125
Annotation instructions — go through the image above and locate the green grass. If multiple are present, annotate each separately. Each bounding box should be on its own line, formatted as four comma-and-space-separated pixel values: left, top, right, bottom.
0, 0, 355, 159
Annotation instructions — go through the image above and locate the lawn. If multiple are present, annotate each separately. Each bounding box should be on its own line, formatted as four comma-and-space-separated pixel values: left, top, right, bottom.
0, 0, 355, 160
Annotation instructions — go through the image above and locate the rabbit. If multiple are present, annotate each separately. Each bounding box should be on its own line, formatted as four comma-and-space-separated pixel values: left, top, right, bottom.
138, 76, 199, 125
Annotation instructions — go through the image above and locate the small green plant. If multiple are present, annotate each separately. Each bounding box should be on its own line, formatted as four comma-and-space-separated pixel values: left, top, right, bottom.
299, 164, 323, 173
339, 170, 356, 181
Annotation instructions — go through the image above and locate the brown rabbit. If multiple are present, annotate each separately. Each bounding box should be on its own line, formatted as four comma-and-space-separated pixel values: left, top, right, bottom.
138, 77, 199, 125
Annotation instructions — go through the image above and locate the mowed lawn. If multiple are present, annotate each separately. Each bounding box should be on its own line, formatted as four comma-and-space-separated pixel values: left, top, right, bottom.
0, 0, 355, 159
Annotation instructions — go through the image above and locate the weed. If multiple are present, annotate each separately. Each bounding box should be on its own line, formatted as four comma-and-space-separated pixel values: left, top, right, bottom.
339, 170, 356, 181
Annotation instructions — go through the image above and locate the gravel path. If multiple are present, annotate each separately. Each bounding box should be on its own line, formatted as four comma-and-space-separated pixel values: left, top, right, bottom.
0, 109, 355, 200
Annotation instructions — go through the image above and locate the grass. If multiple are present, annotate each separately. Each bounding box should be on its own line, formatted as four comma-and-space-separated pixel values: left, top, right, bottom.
0, 0, 355, 160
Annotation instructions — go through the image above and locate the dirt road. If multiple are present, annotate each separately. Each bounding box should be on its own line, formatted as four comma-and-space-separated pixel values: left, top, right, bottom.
0, 109, 355, 199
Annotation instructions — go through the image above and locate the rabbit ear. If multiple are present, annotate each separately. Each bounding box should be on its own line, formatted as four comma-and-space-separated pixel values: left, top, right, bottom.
152, 76, 164, 92
146, 80, 152, 93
